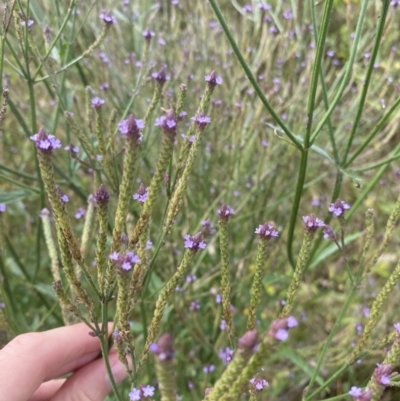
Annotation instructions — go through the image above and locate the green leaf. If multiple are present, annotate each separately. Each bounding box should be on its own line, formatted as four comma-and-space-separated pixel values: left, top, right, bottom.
0, 189, 38, 203
278, 347, 324, 386
32, 283, 57, 299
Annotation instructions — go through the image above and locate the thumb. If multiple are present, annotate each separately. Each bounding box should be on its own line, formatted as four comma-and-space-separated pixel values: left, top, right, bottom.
50, 352, 128, 401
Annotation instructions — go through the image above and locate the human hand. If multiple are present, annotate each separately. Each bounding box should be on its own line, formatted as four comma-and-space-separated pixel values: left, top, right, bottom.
0, 323, 128, 401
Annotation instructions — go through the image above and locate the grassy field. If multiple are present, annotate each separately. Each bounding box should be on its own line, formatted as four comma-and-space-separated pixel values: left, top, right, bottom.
1, 0, 400, 400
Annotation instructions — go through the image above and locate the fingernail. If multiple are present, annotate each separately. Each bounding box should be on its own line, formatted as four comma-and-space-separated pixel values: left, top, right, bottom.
105, 353, 128, 390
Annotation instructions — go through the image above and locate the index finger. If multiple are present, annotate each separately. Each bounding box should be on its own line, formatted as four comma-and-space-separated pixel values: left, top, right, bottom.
0, 323, 108, 401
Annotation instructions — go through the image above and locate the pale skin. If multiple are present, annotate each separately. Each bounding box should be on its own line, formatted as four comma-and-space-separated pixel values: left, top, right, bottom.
0, 323, 127, 401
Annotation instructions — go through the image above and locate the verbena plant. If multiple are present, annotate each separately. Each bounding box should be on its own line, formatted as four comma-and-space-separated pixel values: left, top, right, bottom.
1, 0, 400, 400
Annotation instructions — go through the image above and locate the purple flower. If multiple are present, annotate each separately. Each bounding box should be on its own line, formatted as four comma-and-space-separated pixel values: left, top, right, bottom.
220, 319, 227, 331
151, 68, 170, 83
215, 294, 222, 304
150, 333, 174, 361
146, 240, 152, 250
250, 377, 269, 391
21, 19, 34, 28
348, 386, 371, 401
287, 316, 298, 328
373, 363, 393, 387
142, 28, 155, 40
94, 184, 110, 204
133, 183, 148, 204
219, 347, 234, 365
65, 144, 79, 156
218, 204, 235, 219
74, 208, 86, 219
30, 128, 62, 152
118, 114, 145, 139
129, 388, 141, 401
109, 252, 120, 261
56, 187, 69, 204
323, 225, 337, 241
275, 328, 289, 341
142, 385, 155, 397
184, 232, 206, 251
99, 10, 116, 24
205, 71, 223, 86
191, 113, 211, 129
328, 199, 351, 217
0, 204, 6, 213
186, 274, 197, 283
201, 219, 216, 236
40, 208, 50, 217
259, 2, 271, 11
203, 364, 215, 374
243, 4, 253, 13
91, 97, 105, 108
189, 300, 200, 311
155, 109, 178, 135
394, 322, 400, 336
302, 214, 324, 232
255, 222, 278, 239
126, 251, 141, 264
121, 261, 132, 271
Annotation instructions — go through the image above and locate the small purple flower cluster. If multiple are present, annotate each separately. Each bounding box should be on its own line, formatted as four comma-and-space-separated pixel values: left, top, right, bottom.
91, 97, 105, 109
108, 250, 140, 271
328, 199, 351, 217
250, 376, 269, 391
219, 347, 234, 365
99, 10, 116, 25
255, 222, 278, 239
118, 114, 145, 139
133, 183, 148, 204
268, 316, 298, 342
191, 112, 211, 129
128, 385, 155, 400
30, 128, 62, 152
184, 232, 206, 251
218, 204, 235, 219
205, 71, 223, 86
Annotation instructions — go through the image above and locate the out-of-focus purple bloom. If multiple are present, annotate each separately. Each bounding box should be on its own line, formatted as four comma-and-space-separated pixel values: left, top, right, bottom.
191, 113, 211, 129
99, 10, 116, 24
302, 214, 324, 231
142, 385, 155, 397
218, 204, 234, 219
259, 3, 271, 11
275, 328, 289, 341
109, 252, 120, 261
142, 28, 155, 40
186, 274, 197, 283
287, 316, 298, 328
373, 364, 393, 387
126, 251, 141, 265
323, 225, 337, 241
21, 19, 34, 28
201, 219, 216, 236
219, 347, 234, 365
203, 364, 215, 374
220, 319, 227, 331
184, 233, 206, 251
394, 322, 400, 336
283, 9, 293, 19
205, 71, 223, 86
328, 199, 351, 217
133, 183, 148, 204
243, 4, 253, 13
151, 68, 170, 83
91, 97, 105, 108
0, 204, 6, 213
74, 208, 86, 219
189, 300, 200, 311
255, 222, 278, 239
129, 388, 141, 401
250, 377, 269, 391
65, 144, 79, 157
178, 111, 187, 121
348, 387, 371, 401
146, 240, 152, 250
30, 128, 62, 152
